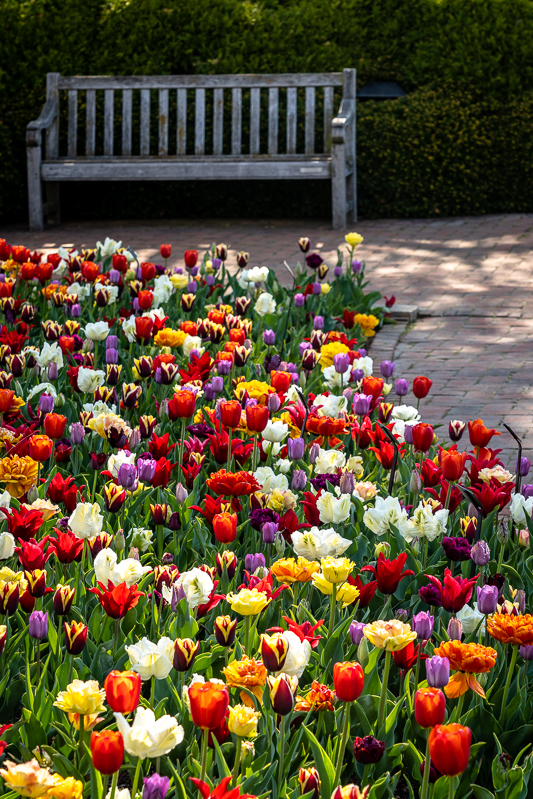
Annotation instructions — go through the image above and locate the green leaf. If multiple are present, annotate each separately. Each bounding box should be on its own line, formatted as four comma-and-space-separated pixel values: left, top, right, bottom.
303, 725, 335, 799
470, 787, 495, 799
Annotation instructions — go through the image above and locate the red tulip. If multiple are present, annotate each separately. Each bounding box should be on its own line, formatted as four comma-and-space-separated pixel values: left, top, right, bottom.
428, 724, 471, 776
91, 730, 124, 775
89, 581, 144, 619
184, 250, 198, 268
189, 682, 229, 729
160, 244, 172, 259
412, 423, 434, 453
468, 418, 501, 448
104, 670, 142, 713
212, 512, 237, 543
333, 661, 364, 702
413, 376, 432, 399
414, 687, 446, 728
361, 552, 414, 595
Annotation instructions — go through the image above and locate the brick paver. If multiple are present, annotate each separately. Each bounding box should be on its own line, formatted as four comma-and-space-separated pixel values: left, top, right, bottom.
2, 213, 533, 463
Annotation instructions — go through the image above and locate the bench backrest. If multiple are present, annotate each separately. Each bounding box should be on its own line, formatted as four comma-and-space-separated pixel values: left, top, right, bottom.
45, 72, 353, 160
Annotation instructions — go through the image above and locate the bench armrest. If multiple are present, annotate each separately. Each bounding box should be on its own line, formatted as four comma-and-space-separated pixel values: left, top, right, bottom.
26, 99, 58, 146
331, 99, 355, 144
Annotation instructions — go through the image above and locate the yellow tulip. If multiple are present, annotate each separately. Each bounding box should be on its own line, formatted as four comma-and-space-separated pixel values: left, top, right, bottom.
363, 619, 417, 652
345, 232, 363, 248
320, 556, 354, 584
228, 704, 261, 738
54, 680, 106, 716
226, 588, 270, 616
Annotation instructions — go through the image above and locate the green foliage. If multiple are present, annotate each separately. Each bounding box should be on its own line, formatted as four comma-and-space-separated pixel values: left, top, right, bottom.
1, 0, 533, 222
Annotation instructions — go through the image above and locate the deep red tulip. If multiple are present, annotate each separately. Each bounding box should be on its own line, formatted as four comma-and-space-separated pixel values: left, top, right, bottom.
361, 552, 414, 595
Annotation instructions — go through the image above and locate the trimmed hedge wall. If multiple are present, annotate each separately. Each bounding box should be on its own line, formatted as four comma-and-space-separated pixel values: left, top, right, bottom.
1, 0, 533, 223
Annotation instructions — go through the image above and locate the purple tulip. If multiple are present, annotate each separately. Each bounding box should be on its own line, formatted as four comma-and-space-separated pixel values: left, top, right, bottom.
447, 617, 463, 641
262, 522, 279, 544
70, 422, 85, 446
520, 457, 531, 477
426, 655, 450, 688
71, 304, 81, 318
306, 253, 323, 269
442, 536, 472, 562
39, 393, 55, 414
29, 611, 48, 640
211, 376, 224, 393
334, 266, 342, 278
523, 485, 533, 499
299, 342, 312, 356
418, 584, 442, 607
245, 553, 266, 573
190, 266, 199, 277
520, 645, 533, 661
359, 348, 367, 357
107, 335, 118, 349
350, 621, 366, 646
352, 260, 362, 274
212, 258, 222, 271
313, 315, 324, 330
287, 438, 305, 461
351, 368, 364, 383
263, 329, 276, 345
294, 293, 305, 307
117, 463, 137, 490
309, 443, 320, 464
106, 348, 119, 364
171, 583, 186, 612
395, 378, 409, 397
217, 359, 232, 376
137, 456, 157, 482
142, 774, 170, 799
339, 472, 355, 494
267, 393, 281, 413
187, 281, 197, 294
334, 353, 350, 374
48, 362, 58, 380
352, 393, 372, 416
312, 282, 322, 295
206, 274, 215, 287
291, 469, 307, 491
412, 611, 434, 640
476, 585, 499, 615
470, 540, 490, 566
132, 298, 140, 312
176, 483, 188, 503
203, 383, 216, 401
380, 360, 396, 379
109, 269, 121, 284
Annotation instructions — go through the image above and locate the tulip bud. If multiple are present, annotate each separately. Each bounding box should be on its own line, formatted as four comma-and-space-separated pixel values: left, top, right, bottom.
518, 529, 529, 547
515, 589, 526, 615
520, 645, 533, 660
26, 485, 39, 504
64, 620, 88, 655
410, 470, 422, 494
395, 608, 409, 622
448, 419, 466, 441
173, 638, 200, 672
349, 621, 366, 646
0, 582, 19, 615
214, 615, 237, 647
412, 611, 434, 640
291, 469, 307, 491
460, 516, 477, 543
447, 617, 462, 641
216, 550, 237, 579
374, 541, 390, 558
113, 529, 125, 554
357, 636, 369, 668
475, 585, 498, 615
519, 457, 531, 477
498, 519, 509, 545
274, 532, 285, 555
298, 768, 320, 799
339, 471, 355, 495
267, 673, 298, 715
260, 632, 289, 672
426, 655, 450, 688
309, 443, 320, 464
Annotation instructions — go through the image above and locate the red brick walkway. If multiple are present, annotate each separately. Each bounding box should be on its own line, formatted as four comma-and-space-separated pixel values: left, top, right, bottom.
3, 213, 533, 462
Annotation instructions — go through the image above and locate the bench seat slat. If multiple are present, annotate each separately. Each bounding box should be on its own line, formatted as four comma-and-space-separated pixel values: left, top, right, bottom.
250, 88, 260, 155
58, 73, 343, 90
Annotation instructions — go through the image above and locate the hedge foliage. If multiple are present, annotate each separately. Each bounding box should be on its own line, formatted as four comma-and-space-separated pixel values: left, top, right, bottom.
1, 0, 533, 223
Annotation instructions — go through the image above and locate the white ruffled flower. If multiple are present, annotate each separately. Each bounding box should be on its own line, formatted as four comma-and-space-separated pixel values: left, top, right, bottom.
26, 382, 58, 401
363, 496, 408, 537
314, 448, 346, 475
399, 502, 449, 542
292, 526, 351, 559
316, 492, 351, 524
276, 459, 292, 474
94, 549, 151, 588
121, 315, 137, 343
511, 493, 533, 526
68, 502, 104, 539
77, 367, 106, 393
312, 394, 347, 419
391, 405, 420, 423
35, 342, 64, 370
321, 365, 344, 389
125, 637, 174, 681
352, 356, 373, 377
107, 450, 136, 479
253, 466, 289, 493
182, 335, 204, 358
254, 292, 276, 317
457, 603, 485, 636
262, 420, 289, 443
115, 706, 184, 758
97, 237, 122, 257
69, 281, 92, 301
175, 568, 213, 609
247, 266, 269, 283
0, 532, 15, 559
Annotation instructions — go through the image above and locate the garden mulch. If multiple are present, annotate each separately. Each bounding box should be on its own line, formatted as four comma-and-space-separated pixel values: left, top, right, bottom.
3, 212, 533, 461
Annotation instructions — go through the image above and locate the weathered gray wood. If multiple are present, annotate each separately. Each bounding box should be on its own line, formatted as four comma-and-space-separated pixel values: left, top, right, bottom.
343, 69, 357, 222
86, 90, 96, 156
231, 88, 242, 155
159, 89, 169, 156
27, 140, 43, 231
104, 89, 114, 156
195, 89, 205, 155
140, 89, 151, 156
67, 90, 77, 157
286, 88, 297, 154
268, 88, 278, 155
305, 86, 315, 154
41, 157, 331, 181
122, 90, 132, 156
323, 86, 334, 153
58, 73, 344, 90
177, 89, 187, 155
45, 73, 60, 160
213, 88, 224, 156
250, 88, 260, 155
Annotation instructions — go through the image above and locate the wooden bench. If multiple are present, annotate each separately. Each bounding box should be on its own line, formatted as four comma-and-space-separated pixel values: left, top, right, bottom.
26, 70, 357, 232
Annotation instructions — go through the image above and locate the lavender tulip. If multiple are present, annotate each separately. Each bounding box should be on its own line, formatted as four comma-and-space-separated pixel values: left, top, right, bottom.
380, 360, 396, 379
294, 293, 305, 307
353, 393, 372, 416
520, 457, 531, 477
352, 259, 362, 274
426, 656, 450, 688
412, 611, 434, 640
245, 553, 266, 573
70, 423, 85, 446
350, 621, 366, 646
263, 329, 276, 345
395, 378, 409, 397
137, 456, 157, 482
334, 353, 350, 374
287, 437, 305, 461
143, 774, 170, 799
262, 522, 279, 544
470, 540, 490, 566
39, 393, 55, 414
29, 611, 48, 640
313, 315, 324, 330
117, 463, 137, 490
476, 585, 499, 615
291, 469, 307, 491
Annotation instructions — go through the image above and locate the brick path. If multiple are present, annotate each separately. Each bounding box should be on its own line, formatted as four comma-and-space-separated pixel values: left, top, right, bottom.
3, 213, 533, 464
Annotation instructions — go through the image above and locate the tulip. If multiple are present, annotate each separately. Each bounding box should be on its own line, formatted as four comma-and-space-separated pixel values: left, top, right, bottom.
43, 413, 67, 440
246, 405, 270, 435
470, 540, 490, 566
476, 585, 498, 615
298, 767, 320, 799
91, 730, 124, 775
413, 376, 432, 399
440, 449, 466, 482
28, 434, 53, 463
212, 512, 237, 543
425, 655, 450, 688
260, 632, 289, 671
412, 423, 434, 453
64, 621, 88, 655
173, 638, 200, 672
0, 582, 19, 615
428, 723, 471, 776
29, 611, 48, 640
449, 420, 465, 441
245, 553, 266, 573
53, 585, 75, 615
216, 550, 237, 579
214, 616, 237, 647
333, 661, 364, 702
189, 682, 230, 729
219, 400, 242, 430
412, 611, 434, 640
267, 673, 298, 715
349, 621, 366, 646
414, 687, 446, 728
287, 437, 305, 461
143, 774, 170, 799
395, 378, 409, 397
105, 670, 142, 713
353, 735, 385, 764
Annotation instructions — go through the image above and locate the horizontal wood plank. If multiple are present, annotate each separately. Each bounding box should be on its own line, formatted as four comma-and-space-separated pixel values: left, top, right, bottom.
58, 73, 343, 90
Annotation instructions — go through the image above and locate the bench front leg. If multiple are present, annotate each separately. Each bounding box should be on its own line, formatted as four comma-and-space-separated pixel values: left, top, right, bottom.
331, 121, 347, 230
26, 128, 44, 233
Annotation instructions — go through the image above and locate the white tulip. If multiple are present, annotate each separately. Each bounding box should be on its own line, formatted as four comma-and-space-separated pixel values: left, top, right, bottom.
121, 315, 137, 343
68, 502, 104, 539
316, 492, 351, 524
84, 321, 110, 341
0, 490, 11, 510
69, 282, 92, 301
398, 502, 448, 542
352, 356, 374, 377
363, 496, 408, 537
112, 559, 152, 587
35, 342, 64, 370
77, 367, 106, 393
125, 637, 174, 681
97, 237, 122, 257
107, 450, 136, 479
0, 532, 15, 560
276, 459, 292, 474
93, 549, 117, 586
511, 493, 533, 526
254, 292, 276, 317
247, 266, 269, 283
115, 707, 184, 759
276, 631, 310, 679
312, 393, 347, 419
322, 365, 344, 389
292, 526, 351, 560
26, 383, 58, 402
457, 603, 485, 636
391, 419, 417, 444
253, 466, 288, 493
182, 335, 204, 358
262, 420, 289, 443
391, 405, 420, 423
314, 448, 346, 475
175, 568, 213, 609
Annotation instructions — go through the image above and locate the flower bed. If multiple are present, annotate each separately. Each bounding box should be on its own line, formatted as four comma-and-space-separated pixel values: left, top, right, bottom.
0, 232, 530, 799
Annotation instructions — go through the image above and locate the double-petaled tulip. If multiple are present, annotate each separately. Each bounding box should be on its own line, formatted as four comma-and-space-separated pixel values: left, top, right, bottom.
104, 670, 142, 713
414, 687, 446, 728
189, 682, 230, 729
245, 404, 269, 433
260, 632, 289, 672
43, 413, 67, 440
353, 735, 385, 764
214, 616, 237, 647
333, 661, 364, 702
412, 423, 434, 453
64, 621, 88, 655
228, 704, 260, 738
267, 673, 298, 715
173, 638, 200, 672
91, 730, 124, 775
212, 512, 237, 544
439, 449, 467, 482
428, 724, 471, 776
215, 550, 237, 579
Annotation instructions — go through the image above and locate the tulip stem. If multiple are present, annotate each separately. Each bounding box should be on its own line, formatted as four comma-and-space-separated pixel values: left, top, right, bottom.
78, 714, 85, 769
113, 619, 119, 658
108, 771, 118, 799
328, 584, 337, 638
178, 418, 186, 474
501, 644, 519, 715
414, 645, 422, 689
150, 675, 156, 709
447, 776, 455, 799
277, 715, 286, 794
199, 728, 209, 790
227, 428, 233, 472
244, 616, 251, 657
420, 733, 431, 799
333, 701, 351, 787
232, 737, 242, 786
362, 763, 371, 788
131, 758, 142, 799
377, 650, 392, 733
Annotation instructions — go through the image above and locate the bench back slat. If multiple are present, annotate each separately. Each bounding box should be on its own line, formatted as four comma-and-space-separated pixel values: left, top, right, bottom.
323, 86, 334, 153
250, 88, 261, 156
286, 87, 297, 155
195, 88, 206, 155
159, 89, 169, 156
231, 88, 242, 155
122, 90, 133, 156
268, 88, 278, 155
177, 89, 187, 155
67, 90, 77, 157
140, 89, 151, 156
104, 89, 114, 156
86, 89, 96, 156
213, 88, 224, 156
57, 73, 343, 90
305, 86, 315, 155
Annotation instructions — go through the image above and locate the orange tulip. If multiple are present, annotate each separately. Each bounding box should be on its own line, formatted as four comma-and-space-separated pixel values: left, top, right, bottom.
270, 370, 293, 393
169, 390, 196, 420
28, 434, 53, 463
245, 404, 269, 433
0, 389, 14, 414
188, 681, 229, 729
43, 413, 67, 440
468, 418, 501, 448
104, 670, 142, 713
333, 661, 364, 702
440, 449, 467, 482
428, 723, 471, 776
212, 512, 237, 543
219, 400, 242, 429
90, 730, 124, 774
414, 687, 446, 728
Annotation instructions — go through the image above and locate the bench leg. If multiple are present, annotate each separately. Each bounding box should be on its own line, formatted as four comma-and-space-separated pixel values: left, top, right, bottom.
46, 182, 61, 226
331, 140, 347, 229
27, 145, 44, 232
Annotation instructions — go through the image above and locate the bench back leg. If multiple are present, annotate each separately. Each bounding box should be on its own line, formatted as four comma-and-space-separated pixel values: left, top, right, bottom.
27, 142, 44, 232
331, 138, 347, 230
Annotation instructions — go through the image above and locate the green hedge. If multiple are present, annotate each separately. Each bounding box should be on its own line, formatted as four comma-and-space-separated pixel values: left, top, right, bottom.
1, 0, 533, 223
